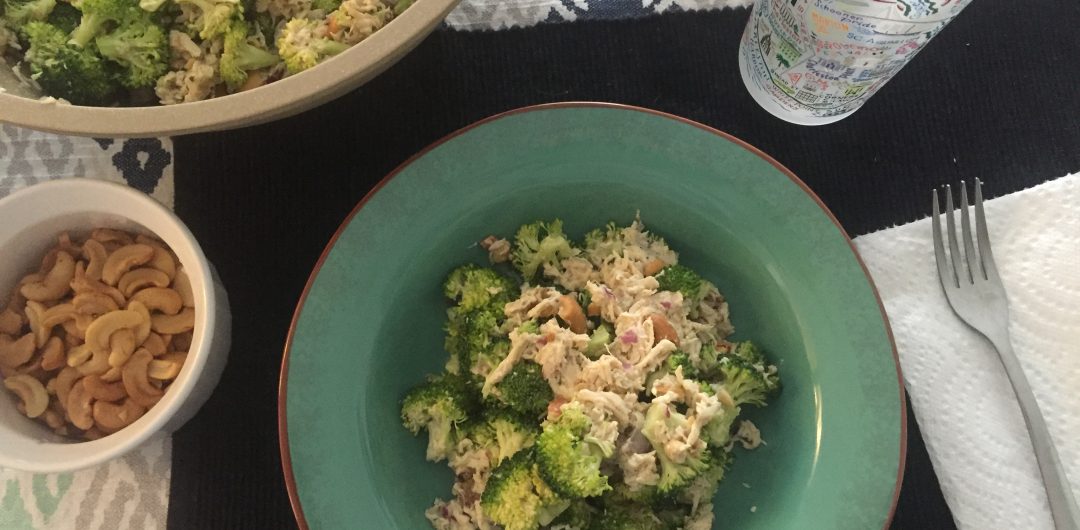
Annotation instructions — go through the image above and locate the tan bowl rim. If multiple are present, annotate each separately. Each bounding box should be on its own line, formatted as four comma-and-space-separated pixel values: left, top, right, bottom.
0, 0, 459, 138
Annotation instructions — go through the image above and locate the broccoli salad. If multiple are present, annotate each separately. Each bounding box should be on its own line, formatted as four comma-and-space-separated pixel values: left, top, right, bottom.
0, 0, 411, 105
401, 218, 782, 530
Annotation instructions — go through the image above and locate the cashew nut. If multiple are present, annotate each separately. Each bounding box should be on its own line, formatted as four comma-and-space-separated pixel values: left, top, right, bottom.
91, 228, 134, 245
76, 347, 109, 376
42, 302, 76, 329
4, 374, 49, 418
117, 268, 170, 298
148, 353, 185, 380
141, 332, 167, 357
51, 367, 80, 411
101, 366, 122, 382
83, 374, 126, 402
556, 295, 587, 334
67, 343, 93, 368
108, 328, 136, 368
151, 307, 194, 335
82, 427, 104, 440
70, 277, 126, 308
123, 350, 163, 407
73, 292, 120, 316
128, 301, 152, 345
20, 251, 75, 302
43, 407, 65, 430
586, 301, 601, 317
643, 259, 666, 277
101, 244, 154, 286
0, 307, 23, 335
84, 309, 143, 356
649, 314, 680, 347
62, 322, 84, 345
0, 333, 35, 368
82, 239, 108, 282
40, 336, 66, 371
65, 380, 94, 430
24, 301, 50, 348
173, 268, 195, 308
136, 235, 177, 281
92, 399, 144, 433
171, 331, 192, 352
128, 287, 182, 316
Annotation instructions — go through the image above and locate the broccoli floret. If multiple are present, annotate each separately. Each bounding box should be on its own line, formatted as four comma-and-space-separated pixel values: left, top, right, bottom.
517, 319, 540, 334
664, 350, 698, 379
276, 17, 347, 75
490, 361, 552, 419
535, 403, 611, 499
549, 499, 595, 530
481, 449, 569, 530
641, 401, 711, 495
511, 219, 578, 280
443, 264, 515, 312
582, 222, 623, 264
94, 12, 166, 88
676, 447, 733, 509
22, 21, 117, 105
470, 408, 538, 464
444, 305, 506, 377
44, 1, 79, 32
67, 0, 143, 47
655, 264, 708, 306
400, 373, 477, 462
218, 20, 278, 91
716, 356, 777, 408
174, 0, 240, 39
390, 0, 408, 14
703, 402, 740, 447
3, 0, 56, 26
584, 323, 612, 360
589, 501, 669, 530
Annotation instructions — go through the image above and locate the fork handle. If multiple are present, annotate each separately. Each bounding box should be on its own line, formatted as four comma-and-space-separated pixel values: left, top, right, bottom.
989, 334, 1080, 530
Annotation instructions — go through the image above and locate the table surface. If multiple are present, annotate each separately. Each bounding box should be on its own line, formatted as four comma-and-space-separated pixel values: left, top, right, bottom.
169, 1, 1080, 528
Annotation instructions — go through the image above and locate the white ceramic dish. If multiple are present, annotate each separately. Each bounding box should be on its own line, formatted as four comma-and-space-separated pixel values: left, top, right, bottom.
0, 179, 230, 473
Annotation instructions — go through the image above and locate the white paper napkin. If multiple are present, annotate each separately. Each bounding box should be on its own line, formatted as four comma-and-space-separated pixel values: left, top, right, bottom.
854, 173, 1080, 530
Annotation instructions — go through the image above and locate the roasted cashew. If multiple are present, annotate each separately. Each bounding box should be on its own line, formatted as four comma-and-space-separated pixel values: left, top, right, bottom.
67, 343, 92, 368
76, 347, 109, 376
642, 259, 666, 277
83, 374, 126, 402
108, 328, 136, 368
24, 301, 50, 348
136, 235, 177, 281
101, 244, 154, 286
5, 374, 49, 418
170, 331, 192, 352
0, 307, 23, 335
20, 251, 75, 302
173, 268, 195, 308
51, 367, 80, 411
73, 292, 120, 316
74, 313, 95, 334
81, 239, 108, 282
61, 321, 84, 344
41, 302, 76, 329
100, 366, 122, 382
90, 228, 133, 246
128, 287, 182, 316
84, 309, 143, 357
151, 307, 194, 335
148, 353, 185, 380
43, 407, 66, 430
123, 350, 163, 407
556, 295, 587, 334
117, 268, 170, 298
40, 336, 66, 371
65, 380, 94, 430
649, 314, 680, 347
70, 276, 126, 308
0, 333, 35, 368
92, 399, 145, 433
141, 332, 167, 356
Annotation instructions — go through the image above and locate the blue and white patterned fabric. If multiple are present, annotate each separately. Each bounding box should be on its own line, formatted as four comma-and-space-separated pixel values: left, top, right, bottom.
445, 0, 748, 31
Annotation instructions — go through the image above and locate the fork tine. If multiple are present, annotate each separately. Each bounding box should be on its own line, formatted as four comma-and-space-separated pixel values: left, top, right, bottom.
959, 181, 977, 283
944, 185, 965, 285
974, 178, 999, 282
932, 188, 955, 288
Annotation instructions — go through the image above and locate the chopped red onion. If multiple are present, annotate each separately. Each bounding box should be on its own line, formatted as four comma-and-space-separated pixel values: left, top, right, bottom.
620, 330, 638, 344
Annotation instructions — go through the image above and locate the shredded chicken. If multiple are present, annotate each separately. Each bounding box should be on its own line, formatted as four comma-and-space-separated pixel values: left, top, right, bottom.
327, 0, 392, 45
156, 33, 222, 105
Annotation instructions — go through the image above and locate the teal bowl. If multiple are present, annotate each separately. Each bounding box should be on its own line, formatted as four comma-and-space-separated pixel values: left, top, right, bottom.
279, 103, 906, 530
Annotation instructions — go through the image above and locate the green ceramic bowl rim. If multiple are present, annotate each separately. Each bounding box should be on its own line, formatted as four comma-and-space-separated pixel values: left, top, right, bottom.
277, 102, 908, 530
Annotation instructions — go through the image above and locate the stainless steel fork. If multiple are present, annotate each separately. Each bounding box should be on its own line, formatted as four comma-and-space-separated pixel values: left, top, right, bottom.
933, 179, 1079, 530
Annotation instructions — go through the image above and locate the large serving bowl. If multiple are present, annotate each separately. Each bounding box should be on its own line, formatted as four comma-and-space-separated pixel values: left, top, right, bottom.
279, 103, 906, 529
0, 0, 459, 137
